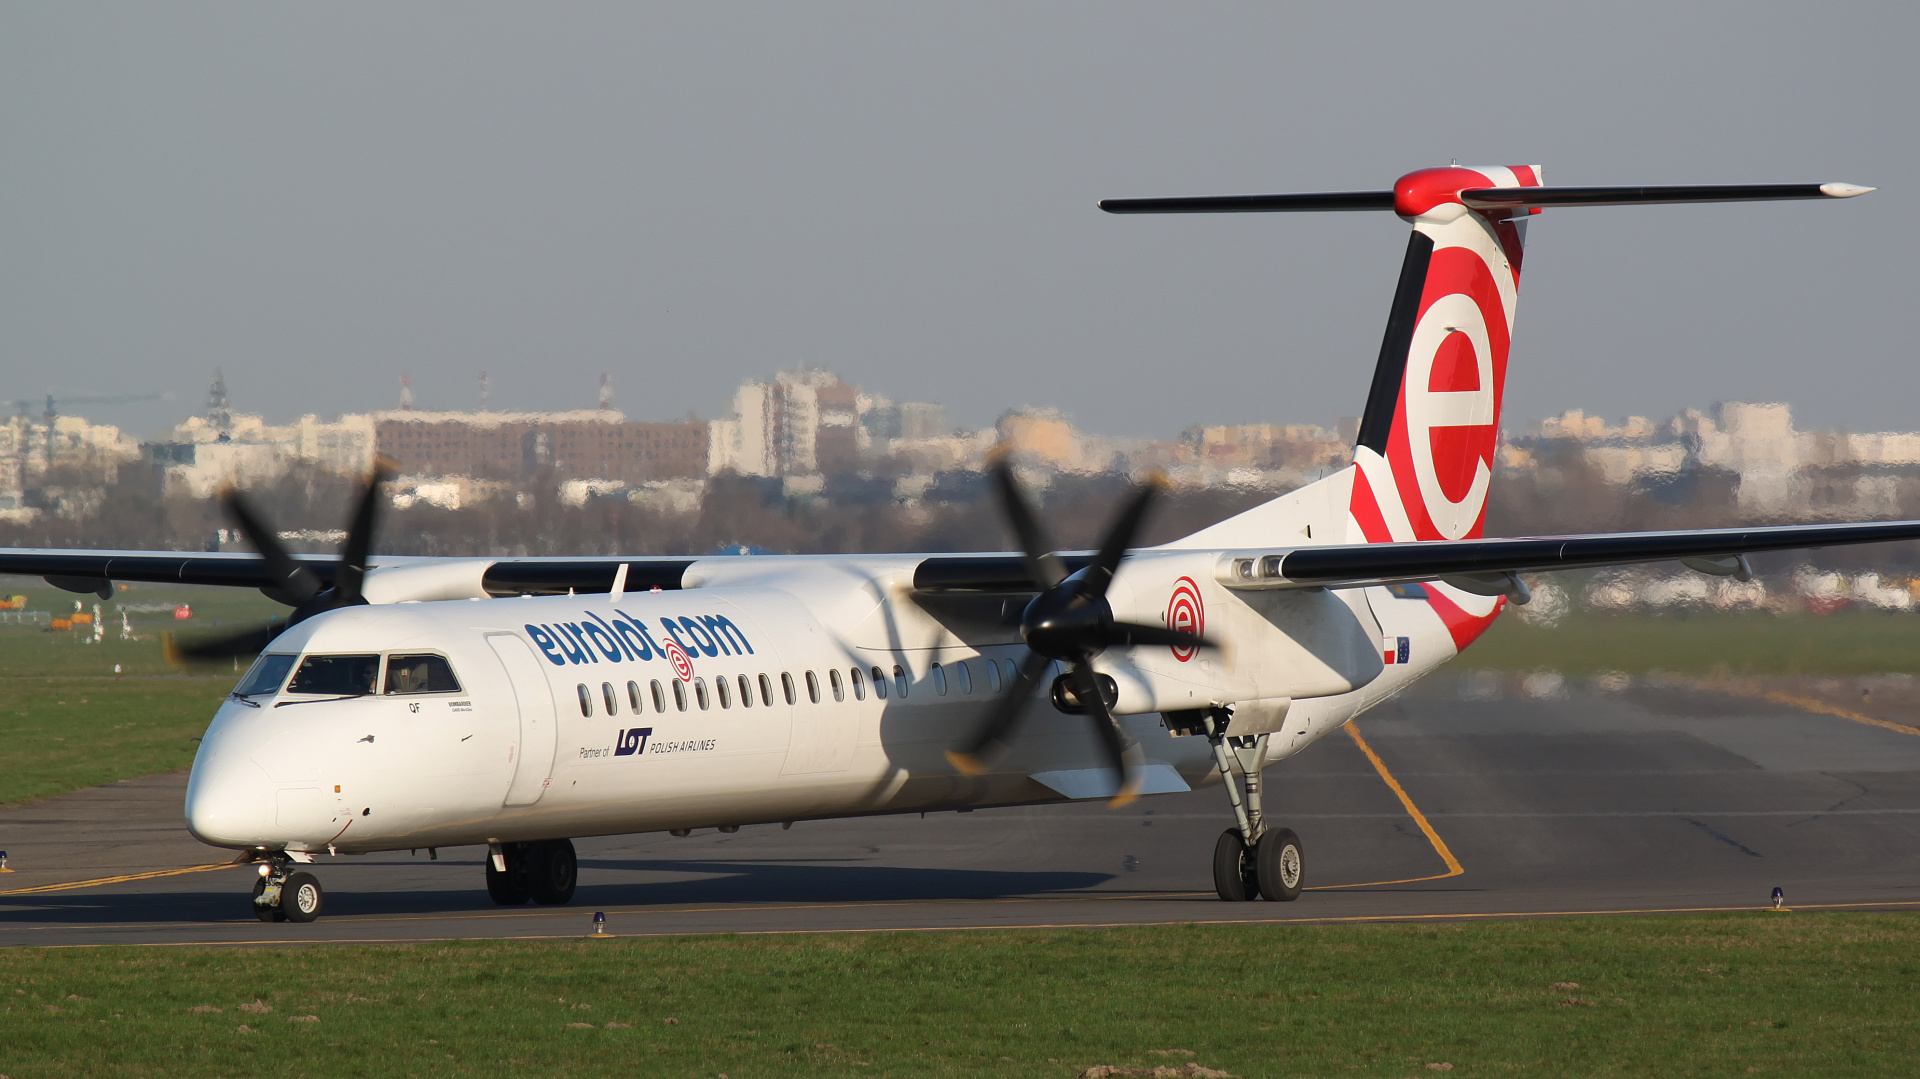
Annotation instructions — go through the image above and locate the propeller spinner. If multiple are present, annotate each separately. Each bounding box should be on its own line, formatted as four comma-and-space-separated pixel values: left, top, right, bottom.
945, 452, 1212, 807
164, 458, 396, 664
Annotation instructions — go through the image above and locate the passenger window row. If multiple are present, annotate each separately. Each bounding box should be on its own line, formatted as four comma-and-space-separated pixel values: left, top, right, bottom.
572, 656, 1022, 717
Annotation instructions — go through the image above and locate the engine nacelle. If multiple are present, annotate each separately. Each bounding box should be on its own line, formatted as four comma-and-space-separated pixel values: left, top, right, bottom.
361, 560, 493, 605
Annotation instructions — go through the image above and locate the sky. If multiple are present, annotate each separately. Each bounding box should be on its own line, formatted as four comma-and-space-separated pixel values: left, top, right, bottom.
2, 3, 1914, 443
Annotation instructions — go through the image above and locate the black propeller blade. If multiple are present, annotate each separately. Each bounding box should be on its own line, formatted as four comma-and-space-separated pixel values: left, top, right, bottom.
946, 455, 1213, 807
164, 459, 396, 664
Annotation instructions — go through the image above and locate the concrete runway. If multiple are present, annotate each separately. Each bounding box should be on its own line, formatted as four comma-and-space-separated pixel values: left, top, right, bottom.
6, 679, 1920, 948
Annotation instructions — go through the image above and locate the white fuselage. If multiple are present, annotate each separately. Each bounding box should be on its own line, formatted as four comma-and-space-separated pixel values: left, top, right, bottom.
183, 551, 1479, 855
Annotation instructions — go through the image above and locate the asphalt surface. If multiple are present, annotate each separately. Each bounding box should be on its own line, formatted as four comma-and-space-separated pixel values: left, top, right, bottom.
6, 678, 1920, 948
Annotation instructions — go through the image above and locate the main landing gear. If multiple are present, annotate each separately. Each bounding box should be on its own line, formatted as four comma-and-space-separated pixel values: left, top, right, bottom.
485, 839, 578, 906
251, 854, 324, 923
1204, 716, 1304, 902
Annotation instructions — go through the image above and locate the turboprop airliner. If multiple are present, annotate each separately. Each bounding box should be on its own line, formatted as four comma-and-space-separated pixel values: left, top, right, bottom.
4, 166, 1909, 923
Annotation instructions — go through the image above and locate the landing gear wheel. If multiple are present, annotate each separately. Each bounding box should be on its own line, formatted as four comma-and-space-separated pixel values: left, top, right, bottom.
251, 877, 285, 922
1212, 829, 1261, 902
485, 844, 530, 906
1255, 827, 1303, 902
281, 871, 324, 922
526, 839, 578, 906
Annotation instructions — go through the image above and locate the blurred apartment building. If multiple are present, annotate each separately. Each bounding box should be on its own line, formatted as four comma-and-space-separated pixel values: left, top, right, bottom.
0, 404, 141, 521
1509, 402, 1920, 519
150, 372, 707, 504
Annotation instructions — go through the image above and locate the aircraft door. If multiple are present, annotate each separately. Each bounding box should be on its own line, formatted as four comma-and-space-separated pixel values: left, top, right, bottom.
488, 634, 558, 807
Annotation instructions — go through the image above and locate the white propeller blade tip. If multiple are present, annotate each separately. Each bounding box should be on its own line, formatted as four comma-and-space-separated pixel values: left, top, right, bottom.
1820, 183, 1875, 198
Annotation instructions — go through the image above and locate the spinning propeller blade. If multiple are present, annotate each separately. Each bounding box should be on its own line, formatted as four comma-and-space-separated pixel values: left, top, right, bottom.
165, 461, 395, 665
950, 454, 1214, 807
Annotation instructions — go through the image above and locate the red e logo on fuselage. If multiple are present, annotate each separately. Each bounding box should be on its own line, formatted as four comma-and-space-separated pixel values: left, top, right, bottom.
1166, 577, 1204, 662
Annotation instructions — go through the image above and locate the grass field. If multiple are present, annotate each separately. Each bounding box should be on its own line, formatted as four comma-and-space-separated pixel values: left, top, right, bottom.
4, 915, 1918, 1078
1450, 607, 1920, 678
0, 577, 282, 806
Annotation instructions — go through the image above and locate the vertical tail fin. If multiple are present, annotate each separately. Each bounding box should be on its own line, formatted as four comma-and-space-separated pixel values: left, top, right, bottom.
1349, 165, 1539, 543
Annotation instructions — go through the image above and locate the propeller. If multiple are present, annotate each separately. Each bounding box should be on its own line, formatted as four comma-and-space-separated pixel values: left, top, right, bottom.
945, 452, 1213, 807
165, 459, 396, 665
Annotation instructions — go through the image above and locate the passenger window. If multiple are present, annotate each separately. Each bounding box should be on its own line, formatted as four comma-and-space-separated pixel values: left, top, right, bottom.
805, 670, 821, 704
894, 664, 909, 698
235, 654, 297, 697
577, 684, 593, 717
672, 679, 688, 712
931, 663, 947, 696
602, 682, 618, 715
695, 677, 710, 710
986, 659, 1002, 693
850, 667, 865, 701
288, 654, 379, 696
628, 680, 643, 712
955, 661, 972, 694
651, 680, 667, 713
1002, 658, 1018, 686
384, 654, 462, 695
759, 673, 774, 706
738, 675, 753, 708
781, 672, 797, 705
717, 676, 732, 709
872, 666, 888, 700
829, 669, 844, 702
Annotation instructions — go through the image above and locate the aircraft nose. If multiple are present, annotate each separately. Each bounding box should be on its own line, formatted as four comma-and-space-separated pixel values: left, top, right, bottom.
184, 756, 279, 848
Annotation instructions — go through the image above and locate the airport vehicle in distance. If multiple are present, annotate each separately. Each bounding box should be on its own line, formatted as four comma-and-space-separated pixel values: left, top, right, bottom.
2, 166, 1904, 922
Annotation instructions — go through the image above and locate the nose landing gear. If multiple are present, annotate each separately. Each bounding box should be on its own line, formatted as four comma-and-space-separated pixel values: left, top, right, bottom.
251, 855, 324, 922
1204, 715, 1305, 902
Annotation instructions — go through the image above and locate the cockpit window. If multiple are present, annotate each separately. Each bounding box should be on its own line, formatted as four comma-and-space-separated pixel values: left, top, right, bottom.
287, 654, 380, 696
234, 654, 297, 697
384, 654, 462, 695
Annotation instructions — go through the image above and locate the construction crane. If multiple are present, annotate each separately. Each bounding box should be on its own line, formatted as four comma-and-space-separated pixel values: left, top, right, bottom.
8, 391, 165, 472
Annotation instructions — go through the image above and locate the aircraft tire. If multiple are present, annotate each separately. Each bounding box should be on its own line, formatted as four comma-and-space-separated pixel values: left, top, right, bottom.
1255, 828, 1304, 902
1212, 829, 1260, 901
281, 871, 324, 922
527, 839, 578, 906
485, 847, 530, 906
251, 877, 284, 922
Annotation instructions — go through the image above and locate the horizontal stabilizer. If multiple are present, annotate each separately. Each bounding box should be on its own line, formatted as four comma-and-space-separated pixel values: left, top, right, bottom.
1101, 182, 1871, 215
1460, 182, 1873, 209
1100, 191, 1395, 214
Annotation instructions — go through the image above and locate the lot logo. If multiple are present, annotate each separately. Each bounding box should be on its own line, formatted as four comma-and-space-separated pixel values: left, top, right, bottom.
614, 727, 653, 757
1166, 577, 1204, 662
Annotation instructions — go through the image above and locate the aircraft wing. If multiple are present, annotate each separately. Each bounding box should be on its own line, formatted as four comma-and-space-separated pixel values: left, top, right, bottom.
0, 548, 698, 599
1213, 519, 1920, 595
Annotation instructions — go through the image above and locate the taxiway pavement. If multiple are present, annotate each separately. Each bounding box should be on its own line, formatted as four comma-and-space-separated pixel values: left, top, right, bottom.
5, 680, 1920, 948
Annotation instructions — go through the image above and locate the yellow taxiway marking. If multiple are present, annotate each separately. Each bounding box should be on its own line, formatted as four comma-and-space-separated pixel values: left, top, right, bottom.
1713, 684, 1920, 738
0, 862, 236, 896
25, 897, 1920, 950
1307, 721, 1464, 890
